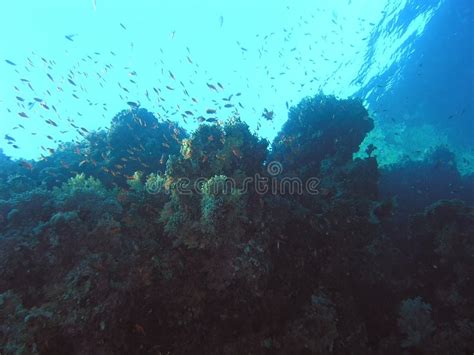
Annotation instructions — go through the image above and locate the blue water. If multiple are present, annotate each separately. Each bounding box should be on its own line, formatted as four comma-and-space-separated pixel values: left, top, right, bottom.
2, 0, 470, 170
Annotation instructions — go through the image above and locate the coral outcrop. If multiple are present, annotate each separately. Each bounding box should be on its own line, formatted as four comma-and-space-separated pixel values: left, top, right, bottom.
0, 95, 472, 354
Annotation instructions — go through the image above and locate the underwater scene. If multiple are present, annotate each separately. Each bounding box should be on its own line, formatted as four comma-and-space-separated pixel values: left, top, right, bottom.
0, 0, 473, 353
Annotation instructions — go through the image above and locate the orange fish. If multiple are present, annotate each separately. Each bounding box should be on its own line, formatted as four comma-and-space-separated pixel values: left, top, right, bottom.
231, 147, 241, 158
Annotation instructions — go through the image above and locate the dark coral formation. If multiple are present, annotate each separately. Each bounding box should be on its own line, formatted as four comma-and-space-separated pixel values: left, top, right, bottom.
21, 108, 185, 191
272, 94, 374, 177
0, 95, 473, 354
380, 146, 474, 218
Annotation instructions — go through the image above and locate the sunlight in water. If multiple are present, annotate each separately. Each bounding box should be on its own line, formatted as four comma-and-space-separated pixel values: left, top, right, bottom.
0, 0, 442, 159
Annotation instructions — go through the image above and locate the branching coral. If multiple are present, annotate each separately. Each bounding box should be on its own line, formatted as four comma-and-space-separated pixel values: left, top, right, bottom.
145, 172, 168, 195
53, 174, 122, 222
126, 171, 144, 192
200, 175, 246, 237
160, 118, 266, 249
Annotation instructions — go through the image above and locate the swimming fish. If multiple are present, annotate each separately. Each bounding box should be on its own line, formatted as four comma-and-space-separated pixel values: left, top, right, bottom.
65, 34, 77, 42
207, 83, 218, 91
127, 101, 139, 109
262, 108, 274, 121
45, 119, 58, 127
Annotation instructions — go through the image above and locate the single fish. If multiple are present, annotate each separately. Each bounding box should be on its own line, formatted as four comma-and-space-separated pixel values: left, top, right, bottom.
65, 34, 77, 42
127, 101, 139, 109
231, 147, 241, 158
207, 83, 218, 91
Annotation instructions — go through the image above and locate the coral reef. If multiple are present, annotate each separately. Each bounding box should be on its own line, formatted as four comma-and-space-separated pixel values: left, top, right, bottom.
5, 108, 186, 192
271, 94, 374, 177
107, 108, 185, 182
0, 94, 472, 354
